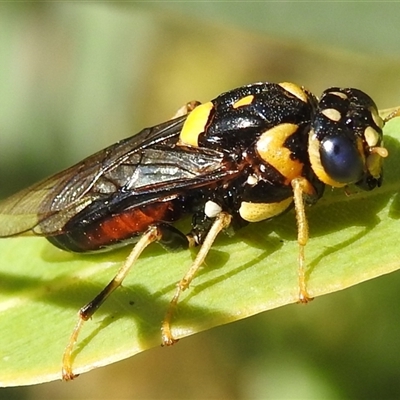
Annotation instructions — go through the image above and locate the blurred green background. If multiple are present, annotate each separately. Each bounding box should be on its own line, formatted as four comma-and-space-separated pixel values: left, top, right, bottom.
1, 2, 400, 399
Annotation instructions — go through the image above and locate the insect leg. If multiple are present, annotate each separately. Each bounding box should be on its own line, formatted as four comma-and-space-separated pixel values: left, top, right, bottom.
62, 223, 188, 381
382, 106, 400, 123
171, 101, 201, 119
161, 211, 232, 346
291, 177, 317, 303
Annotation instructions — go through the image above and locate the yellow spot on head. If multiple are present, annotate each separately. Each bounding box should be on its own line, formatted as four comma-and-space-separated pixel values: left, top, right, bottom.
328, 91, 348, 100
364, 126, 380, 147
321, 108, 341, 122
369, 106, 384, 129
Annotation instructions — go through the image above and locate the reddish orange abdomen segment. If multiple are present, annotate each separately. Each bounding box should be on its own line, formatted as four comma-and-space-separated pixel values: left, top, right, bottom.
47, 200, 183, 252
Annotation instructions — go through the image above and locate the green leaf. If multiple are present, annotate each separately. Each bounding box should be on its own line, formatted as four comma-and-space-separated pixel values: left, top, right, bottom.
1, 116, 399, 387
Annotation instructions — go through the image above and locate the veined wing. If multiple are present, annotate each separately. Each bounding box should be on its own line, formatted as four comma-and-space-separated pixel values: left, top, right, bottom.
0, 116, 187, 236
0, 115, 239, 236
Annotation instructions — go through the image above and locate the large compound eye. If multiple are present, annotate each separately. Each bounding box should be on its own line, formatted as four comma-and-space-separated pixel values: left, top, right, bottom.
319, 135, 364, 184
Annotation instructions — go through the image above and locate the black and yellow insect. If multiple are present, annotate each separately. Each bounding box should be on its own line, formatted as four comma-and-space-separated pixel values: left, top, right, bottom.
0, 82, 391, 380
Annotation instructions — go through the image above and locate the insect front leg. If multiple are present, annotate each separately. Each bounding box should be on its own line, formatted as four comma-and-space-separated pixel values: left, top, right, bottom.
161, 212, 232, 346
291, 177, 318, 303
61, 223, 190, 381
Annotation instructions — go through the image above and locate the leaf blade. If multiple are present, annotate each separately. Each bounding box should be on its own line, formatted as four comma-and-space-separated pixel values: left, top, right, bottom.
0, 117, 399, 386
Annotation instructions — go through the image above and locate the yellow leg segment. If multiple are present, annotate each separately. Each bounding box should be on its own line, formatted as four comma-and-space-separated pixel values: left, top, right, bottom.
291, 177, 315, 303
61, 226, 162, 381
161, 212, 232, 346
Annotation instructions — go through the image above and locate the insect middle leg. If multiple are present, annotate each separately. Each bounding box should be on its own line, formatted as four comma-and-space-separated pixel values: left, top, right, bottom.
61, 223, 190, 381
161, 211, 232, 346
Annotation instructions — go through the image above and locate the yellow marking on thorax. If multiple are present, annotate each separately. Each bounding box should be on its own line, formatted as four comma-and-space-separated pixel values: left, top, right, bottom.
179, 101, 214, 147
279, 82, 308, 103
233, 95, 254, 108
256, 123, 303, 184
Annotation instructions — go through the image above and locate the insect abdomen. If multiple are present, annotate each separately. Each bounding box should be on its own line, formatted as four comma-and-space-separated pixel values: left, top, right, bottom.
47, 200, 185, 252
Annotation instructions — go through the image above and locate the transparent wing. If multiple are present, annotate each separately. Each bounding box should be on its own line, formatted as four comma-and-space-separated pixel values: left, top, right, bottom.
0, 116, 237, 236
0, 116, 186, 236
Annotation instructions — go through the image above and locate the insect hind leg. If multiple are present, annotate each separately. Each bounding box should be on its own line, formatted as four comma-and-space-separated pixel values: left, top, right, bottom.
61, 223, 189, 381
